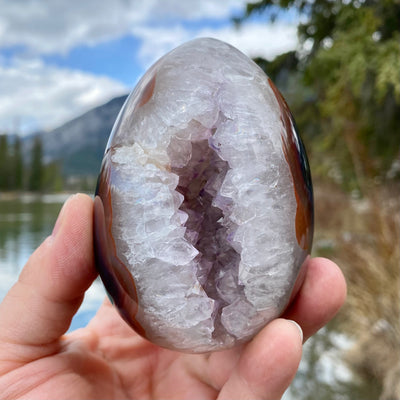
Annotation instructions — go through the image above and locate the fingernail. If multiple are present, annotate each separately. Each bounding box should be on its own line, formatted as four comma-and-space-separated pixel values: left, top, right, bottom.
52, 195, 74, 237
287, 319, 303, 343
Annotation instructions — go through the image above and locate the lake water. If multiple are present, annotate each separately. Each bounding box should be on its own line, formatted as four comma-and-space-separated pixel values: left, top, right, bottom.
0, 194, 105, 331
0, 195, 377, 399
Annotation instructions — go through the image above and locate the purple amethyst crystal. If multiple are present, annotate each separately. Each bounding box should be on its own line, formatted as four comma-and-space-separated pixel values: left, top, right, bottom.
94, 38, 313, 353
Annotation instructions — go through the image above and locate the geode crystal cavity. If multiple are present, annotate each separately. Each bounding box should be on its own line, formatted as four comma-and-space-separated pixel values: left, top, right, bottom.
94, 38, 313, 353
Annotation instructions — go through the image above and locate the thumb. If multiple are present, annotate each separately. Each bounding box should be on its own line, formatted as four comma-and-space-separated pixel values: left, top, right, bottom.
217, 319, 303, 400
0, 194, 97, 364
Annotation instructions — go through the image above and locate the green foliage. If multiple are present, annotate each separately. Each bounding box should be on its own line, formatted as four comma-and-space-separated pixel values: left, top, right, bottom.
307, 6, 400, 187
0, 134, 24, 191
12, 136, 24, 190
0, 135, 11, 190
243, 0, 400, 191
27, 136, 66, 192
0, 133, 65, 193
28, 136, 44, 192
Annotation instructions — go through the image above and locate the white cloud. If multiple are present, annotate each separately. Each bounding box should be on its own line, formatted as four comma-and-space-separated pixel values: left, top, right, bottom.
0, 57, 127, 134
0, 0, 248, 55
0, 0, 137, 54
0, 0, 299, 134
132, 24, 192, 68
199, 23, 298, 60
134, 22, 298, 69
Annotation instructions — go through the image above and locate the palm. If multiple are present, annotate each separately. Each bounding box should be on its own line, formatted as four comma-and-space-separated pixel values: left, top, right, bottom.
85, 302, 225, 399
14, 300, 238, 400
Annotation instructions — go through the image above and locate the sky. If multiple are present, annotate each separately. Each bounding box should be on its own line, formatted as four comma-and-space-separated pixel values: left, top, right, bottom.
0, 0, 299, 136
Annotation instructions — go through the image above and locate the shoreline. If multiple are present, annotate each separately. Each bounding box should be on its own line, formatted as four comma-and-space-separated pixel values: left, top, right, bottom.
0, 191, 93, 202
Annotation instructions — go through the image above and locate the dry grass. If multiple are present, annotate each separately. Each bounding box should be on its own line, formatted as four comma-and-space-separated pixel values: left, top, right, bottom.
313, 180, 400, 400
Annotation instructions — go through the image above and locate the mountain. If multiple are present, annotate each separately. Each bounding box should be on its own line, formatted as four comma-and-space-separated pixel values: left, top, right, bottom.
24, 94, 128, 177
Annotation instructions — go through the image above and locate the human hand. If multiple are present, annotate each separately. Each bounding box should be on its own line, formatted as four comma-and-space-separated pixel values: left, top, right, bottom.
0, 194, 346, 400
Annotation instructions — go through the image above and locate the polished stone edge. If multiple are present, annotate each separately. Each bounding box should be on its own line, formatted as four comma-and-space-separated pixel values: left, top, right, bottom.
94, 160, 146, 338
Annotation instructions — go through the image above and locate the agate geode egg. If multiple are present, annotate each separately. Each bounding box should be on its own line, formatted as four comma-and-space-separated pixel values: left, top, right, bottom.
94, 38, 313, 353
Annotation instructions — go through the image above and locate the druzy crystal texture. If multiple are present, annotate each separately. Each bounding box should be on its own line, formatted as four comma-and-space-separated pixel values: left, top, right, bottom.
94, 38, 313, 353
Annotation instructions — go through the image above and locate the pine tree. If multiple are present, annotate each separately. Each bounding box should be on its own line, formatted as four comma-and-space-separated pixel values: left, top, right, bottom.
28, 136, 43, 192
12, 136, 24, 190
0, 134, 10, 190
241, 0, 400, 189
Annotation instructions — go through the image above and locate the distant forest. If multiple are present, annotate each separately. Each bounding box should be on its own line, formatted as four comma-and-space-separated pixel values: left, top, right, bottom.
0, 134, 63, 192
